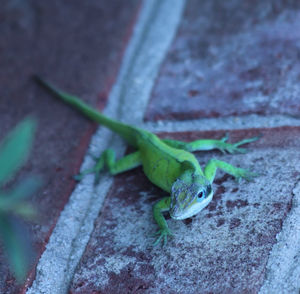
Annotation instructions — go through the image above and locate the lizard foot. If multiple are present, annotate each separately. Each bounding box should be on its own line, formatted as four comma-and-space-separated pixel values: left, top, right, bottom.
234, 168, 259, 182
73, 167, 102, 185
74, 168, 95, 181
152, 228, 173, 247
218, 134, 262, 154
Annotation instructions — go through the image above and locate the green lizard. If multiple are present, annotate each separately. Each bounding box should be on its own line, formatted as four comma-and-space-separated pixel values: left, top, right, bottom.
36, 77, 260, 246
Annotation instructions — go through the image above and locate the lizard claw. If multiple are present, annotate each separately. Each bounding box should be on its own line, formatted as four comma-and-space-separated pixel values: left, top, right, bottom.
218, 143, 247, 154
73, 166, 102, 186
233, 135, 262, 148
152, 229, 173, 247
73, 168, 95, 181
234, 168, 259, 182
74, 174, 83, 181
220, 144, 248, 154
218, 135, 262, 154
221, 133, 229, 143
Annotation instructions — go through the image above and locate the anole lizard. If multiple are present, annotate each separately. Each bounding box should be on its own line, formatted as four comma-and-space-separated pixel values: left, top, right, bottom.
35, 77, 260, 246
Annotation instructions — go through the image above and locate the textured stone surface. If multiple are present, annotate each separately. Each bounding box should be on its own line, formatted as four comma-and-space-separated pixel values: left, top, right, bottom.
145, 0, 300, 121
70, 127, 300, 293
0, 0, 139, 292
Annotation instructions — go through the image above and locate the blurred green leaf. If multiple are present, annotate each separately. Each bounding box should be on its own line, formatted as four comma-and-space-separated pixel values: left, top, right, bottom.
0, 176, 42, 220
0, 175, 42, 206
0, 118, 41, 283
0, 215, 33, 282
12, 203, 37, 220
0, 118, 36, 186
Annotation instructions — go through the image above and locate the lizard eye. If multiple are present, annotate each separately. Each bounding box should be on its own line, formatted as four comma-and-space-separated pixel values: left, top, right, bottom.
197, 191, 204, 199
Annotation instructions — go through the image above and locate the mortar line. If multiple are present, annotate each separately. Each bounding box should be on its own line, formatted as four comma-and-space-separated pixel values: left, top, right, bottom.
142, 114, 300, 134
26, 1, 186, 293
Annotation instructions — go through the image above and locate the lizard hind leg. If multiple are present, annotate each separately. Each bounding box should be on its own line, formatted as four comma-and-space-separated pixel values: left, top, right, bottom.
74, 149, 142, 185
163, 134, 261, 154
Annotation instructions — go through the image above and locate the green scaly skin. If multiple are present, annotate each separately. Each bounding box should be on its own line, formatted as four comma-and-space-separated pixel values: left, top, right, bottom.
35, 77, 261, 246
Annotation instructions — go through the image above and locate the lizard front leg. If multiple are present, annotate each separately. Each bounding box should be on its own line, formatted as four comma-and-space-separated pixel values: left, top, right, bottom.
204, 158, 258, 183
75, 150, 141, 185
152, 197, 173, 246
163, 134, 260, 154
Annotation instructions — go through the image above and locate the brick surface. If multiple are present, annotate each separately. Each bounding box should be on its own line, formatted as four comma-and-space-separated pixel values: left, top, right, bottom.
0, 0, 140, 292
70, 127, 299, 293
145, 0, 300, 121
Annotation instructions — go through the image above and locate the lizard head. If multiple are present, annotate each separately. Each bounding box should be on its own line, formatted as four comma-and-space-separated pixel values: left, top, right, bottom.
169, 172, 213, 220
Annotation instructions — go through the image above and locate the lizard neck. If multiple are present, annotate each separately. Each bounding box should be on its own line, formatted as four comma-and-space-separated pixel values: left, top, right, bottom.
178, 169, 195, 184
178, 168, 210, 187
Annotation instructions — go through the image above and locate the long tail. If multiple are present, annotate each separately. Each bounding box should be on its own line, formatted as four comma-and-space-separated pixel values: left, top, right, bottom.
35, 76, 138, 146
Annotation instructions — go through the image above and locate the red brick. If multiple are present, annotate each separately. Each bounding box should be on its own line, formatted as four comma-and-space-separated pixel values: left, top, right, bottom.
70, 127, 299, 293
0, 0, 140, 292
145, 0, 300, 121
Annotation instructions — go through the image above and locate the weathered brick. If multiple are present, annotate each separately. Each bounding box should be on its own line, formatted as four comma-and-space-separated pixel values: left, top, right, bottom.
145, 0, 300, 121
0, 0, 140, 292
70, 127, 300, 293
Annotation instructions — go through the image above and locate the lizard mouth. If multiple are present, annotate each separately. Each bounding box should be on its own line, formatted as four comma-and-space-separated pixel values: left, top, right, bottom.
169, 206, 188, 220
170, 214, 186, 220
170, 208, 193, 220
